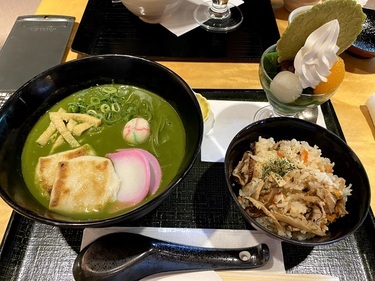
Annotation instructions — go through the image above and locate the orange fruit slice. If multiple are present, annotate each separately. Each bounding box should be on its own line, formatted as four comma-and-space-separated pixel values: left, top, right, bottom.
314, 57, 345, 94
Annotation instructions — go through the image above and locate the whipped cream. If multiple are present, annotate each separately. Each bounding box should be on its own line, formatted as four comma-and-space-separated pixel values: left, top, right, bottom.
294, 19, 340, 89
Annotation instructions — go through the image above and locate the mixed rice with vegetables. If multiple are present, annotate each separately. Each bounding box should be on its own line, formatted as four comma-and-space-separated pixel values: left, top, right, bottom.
233, 137, 352, 240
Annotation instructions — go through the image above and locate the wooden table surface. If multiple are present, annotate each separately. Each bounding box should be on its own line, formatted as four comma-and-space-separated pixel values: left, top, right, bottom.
1, 0, 374, 273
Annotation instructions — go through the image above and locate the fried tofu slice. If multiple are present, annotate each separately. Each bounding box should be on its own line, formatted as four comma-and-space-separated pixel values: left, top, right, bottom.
36, 144, 96, 193
37, 109, 102, 149
36, 108, 66, 146
49, 155, 120, 214
49, 112, 81, 148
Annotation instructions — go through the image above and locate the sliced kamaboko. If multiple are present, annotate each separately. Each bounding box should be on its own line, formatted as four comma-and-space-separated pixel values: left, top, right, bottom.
107, 149, 150, 205
117, 148, 162, 195
142, 150, 162, 195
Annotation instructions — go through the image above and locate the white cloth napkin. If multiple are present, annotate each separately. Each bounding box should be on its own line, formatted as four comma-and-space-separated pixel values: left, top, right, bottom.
81, 227, 285, 280
201, 100, 326, 162
161, 0, 244, 36
366, 94, 375, 127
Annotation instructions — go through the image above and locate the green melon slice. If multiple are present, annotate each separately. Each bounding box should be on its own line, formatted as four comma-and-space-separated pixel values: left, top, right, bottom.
276, 0, 366, 62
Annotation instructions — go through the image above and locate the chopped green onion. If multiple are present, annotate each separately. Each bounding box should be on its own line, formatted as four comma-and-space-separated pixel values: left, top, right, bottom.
68, 103, 80, 113
100, 104, 111, 113
69, 84, 154, 126
87, 109, 98, 116
90, 97, 101, 105
111, 103, 120, 112
104, 112, 121, 124
101, 86, 117, 94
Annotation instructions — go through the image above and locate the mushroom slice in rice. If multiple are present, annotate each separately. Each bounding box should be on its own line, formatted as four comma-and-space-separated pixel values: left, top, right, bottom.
316, 188, 337, 214
242, 178, 264, 199
245, 196, 286, 236
335, 199, 348, 216
272, 212, 326, 237
232, 151, 255, 186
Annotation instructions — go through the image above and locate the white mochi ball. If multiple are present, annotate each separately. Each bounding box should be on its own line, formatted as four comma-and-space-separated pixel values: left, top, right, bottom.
270, 71, 303, 103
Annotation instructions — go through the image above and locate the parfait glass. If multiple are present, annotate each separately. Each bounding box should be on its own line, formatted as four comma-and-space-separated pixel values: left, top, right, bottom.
194, 0, 243, 32
254, 44, 338, 122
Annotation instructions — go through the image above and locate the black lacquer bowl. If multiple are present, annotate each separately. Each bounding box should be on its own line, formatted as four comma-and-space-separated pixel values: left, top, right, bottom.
225, 117, 370, 246
0, 55, 203, 227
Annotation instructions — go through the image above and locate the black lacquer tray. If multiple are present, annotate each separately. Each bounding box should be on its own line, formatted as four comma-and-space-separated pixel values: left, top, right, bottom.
71, 0, 280, 61
0, 90, 374, 281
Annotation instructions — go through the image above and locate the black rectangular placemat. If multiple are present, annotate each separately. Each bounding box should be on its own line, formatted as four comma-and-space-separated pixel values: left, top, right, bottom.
0, 89, 374, 281
71, 0, 280, 61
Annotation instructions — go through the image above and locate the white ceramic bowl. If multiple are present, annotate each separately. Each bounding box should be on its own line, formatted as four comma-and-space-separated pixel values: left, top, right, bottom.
283, 0, 319, 12
121, 0, 183, 24
288, 5, 313, 23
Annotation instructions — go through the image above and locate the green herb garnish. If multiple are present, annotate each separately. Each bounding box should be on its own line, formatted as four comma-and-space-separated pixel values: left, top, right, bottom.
262, 158, 296, 179
67, 85, 153, 125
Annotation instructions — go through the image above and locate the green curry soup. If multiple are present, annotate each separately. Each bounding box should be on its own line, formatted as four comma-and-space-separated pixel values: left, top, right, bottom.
21, 84, 186, 219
